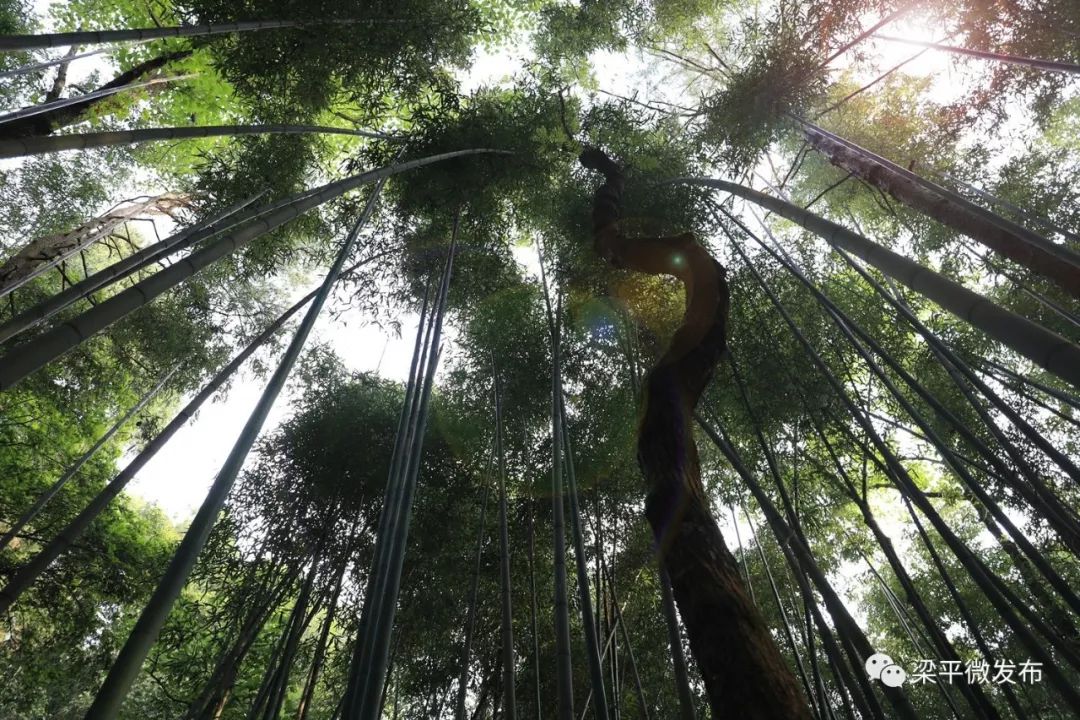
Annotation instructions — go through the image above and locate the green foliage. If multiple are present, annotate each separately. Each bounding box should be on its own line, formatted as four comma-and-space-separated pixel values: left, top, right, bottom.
935, 0, 1080, 125
0, 0, 36, 102
533, 0, 726, 71
177, 0, 482, 122
186, 133, 329, 280
701, 23, 827, 171
0, 151, 132, 248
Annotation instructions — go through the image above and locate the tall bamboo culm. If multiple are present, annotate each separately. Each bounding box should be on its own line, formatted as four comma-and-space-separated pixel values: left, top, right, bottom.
556, 385, 610, 720
0, 191, 266, 345
716, 213, 1080, 708
493, 362, 518, 719
343, 219, 456, 719
0, 18, 411, 51
82, 176, 388, 720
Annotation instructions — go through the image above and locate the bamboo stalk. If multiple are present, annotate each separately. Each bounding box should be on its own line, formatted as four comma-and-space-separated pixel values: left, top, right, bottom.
594, 558, 649, 720
657, 569, 695, 720
0, 148, 505, 390
82, 173, 387, 720
976, 356, 1080, 410
455, 485, 490, 720
809, 413, 999, 720
0, 19, 409, 52
0, 74, 193, 126
873, 34, 1080, 74
0, 191, 266, 345
802, 232, 1080, 495
296, 552, 349, 720
745, 212, 1080, 611
0, 123, 391, 159
557, 387, 610, 720
341, 276, 434, 717
0, 46, 109, 79
348, 220, 456, 717
0, 249, 381, 613
901, 499, 1029, 719
745, 507, 822, 720
796, 120, 1080, 294
0, 192, 189, 300
719, 218, 1080, 705
674, 176, 1080, 388
820, 6, 917, 66
527, 498, 542, 720
943, 173, 1080, 245
696, 414, 895, 720
550, 308, 575, 720
494, 360, 518, 720
255, 560, 320, 720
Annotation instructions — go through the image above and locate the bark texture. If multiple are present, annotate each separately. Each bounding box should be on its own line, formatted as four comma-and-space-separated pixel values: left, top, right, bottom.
0, 193, 190, 297
0, 49, 192, 139
802, 124, 1080, 298
580, 148, 810, 719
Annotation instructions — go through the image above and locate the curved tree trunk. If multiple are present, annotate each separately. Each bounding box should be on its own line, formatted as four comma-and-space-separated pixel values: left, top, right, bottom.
580, 148, 811, 719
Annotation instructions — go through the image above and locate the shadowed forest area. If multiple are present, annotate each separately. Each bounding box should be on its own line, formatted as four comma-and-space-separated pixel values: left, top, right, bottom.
1, 0, 1079, 718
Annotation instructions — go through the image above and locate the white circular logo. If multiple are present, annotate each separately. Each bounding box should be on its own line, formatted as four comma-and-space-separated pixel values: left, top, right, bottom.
865, 653, 894, 680
881, 664, 908, 688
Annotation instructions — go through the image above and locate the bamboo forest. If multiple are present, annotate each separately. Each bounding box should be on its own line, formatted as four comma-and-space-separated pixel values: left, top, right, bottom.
2, 0, 1080, 718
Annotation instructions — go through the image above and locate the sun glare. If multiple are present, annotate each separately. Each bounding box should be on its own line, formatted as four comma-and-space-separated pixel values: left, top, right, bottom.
842, 11, 982, 106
